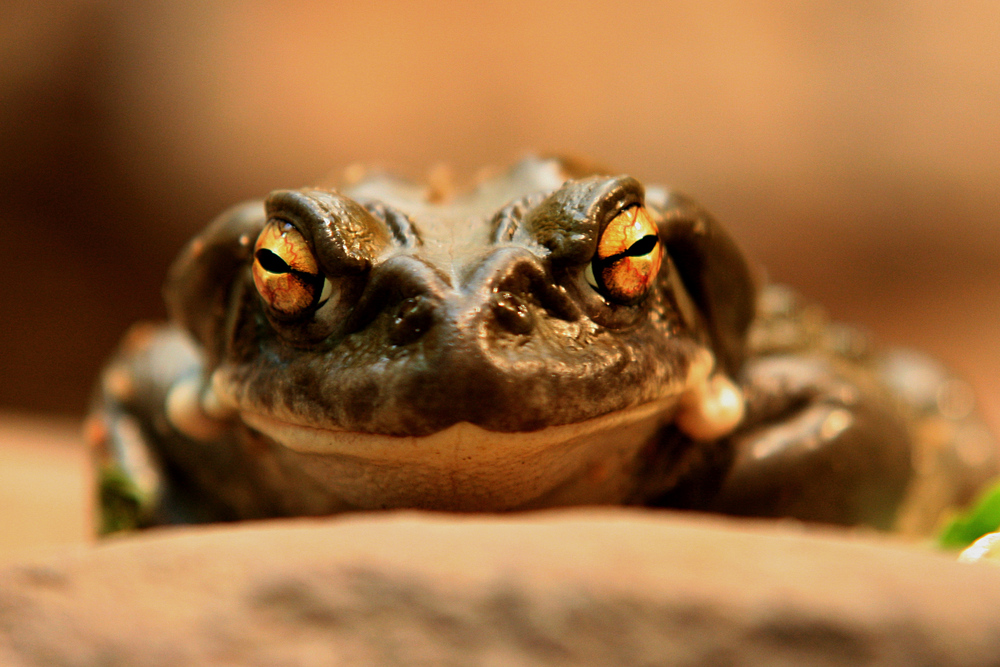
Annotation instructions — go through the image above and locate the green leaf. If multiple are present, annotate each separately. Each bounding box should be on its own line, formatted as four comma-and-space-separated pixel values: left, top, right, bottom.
939, 477, 1000, 549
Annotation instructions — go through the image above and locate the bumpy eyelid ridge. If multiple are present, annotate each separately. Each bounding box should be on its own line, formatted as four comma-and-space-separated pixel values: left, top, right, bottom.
593, 180, 645, 235
264, 189, 392, 276
517, 175, 646, 265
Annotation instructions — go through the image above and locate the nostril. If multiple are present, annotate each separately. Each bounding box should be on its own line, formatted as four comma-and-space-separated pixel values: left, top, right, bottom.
491, 291, 534, 335
390, 296, 435, 345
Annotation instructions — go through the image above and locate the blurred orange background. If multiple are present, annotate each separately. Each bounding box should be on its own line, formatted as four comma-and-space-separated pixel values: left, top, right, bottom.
2, 1, 999, 550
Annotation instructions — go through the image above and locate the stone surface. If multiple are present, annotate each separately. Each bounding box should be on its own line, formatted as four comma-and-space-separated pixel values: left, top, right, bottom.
1, 510, 999, 666
0, 413, 92, 559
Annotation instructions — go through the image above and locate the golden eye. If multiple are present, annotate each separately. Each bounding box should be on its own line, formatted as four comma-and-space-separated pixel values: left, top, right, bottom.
252, 220, 332, 317
585, 205, 663, 304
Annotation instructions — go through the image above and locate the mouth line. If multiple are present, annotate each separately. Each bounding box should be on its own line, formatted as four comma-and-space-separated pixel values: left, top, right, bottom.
239, 396, 682, 458
208, 346, 719, 461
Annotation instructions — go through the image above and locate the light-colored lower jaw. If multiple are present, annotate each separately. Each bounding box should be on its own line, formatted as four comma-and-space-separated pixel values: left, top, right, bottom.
238, 396, 683, 511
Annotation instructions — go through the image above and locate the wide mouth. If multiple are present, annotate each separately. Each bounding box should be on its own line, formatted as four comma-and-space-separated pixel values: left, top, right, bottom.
238, 395, 682, 461
205, 353, 715, 511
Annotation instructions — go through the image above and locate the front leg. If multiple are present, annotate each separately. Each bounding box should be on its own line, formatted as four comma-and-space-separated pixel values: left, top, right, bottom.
85, 324, 241, 532
711, 285, 998, 531
712, 352, 913, 529
87, 323, 365, 533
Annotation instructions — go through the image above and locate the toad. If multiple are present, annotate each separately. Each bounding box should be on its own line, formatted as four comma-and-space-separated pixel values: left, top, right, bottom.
88, 157, 997, 533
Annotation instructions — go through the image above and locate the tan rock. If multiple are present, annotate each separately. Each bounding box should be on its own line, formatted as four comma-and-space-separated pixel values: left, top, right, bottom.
0, 509, 998, 666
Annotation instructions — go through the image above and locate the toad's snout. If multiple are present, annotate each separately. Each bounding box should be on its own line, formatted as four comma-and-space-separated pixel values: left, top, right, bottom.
361, 247, 579, 347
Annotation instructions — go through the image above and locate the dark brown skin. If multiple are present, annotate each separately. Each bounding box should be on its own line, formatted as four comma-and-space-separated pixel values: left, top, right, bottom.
87, 157, 998, 533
